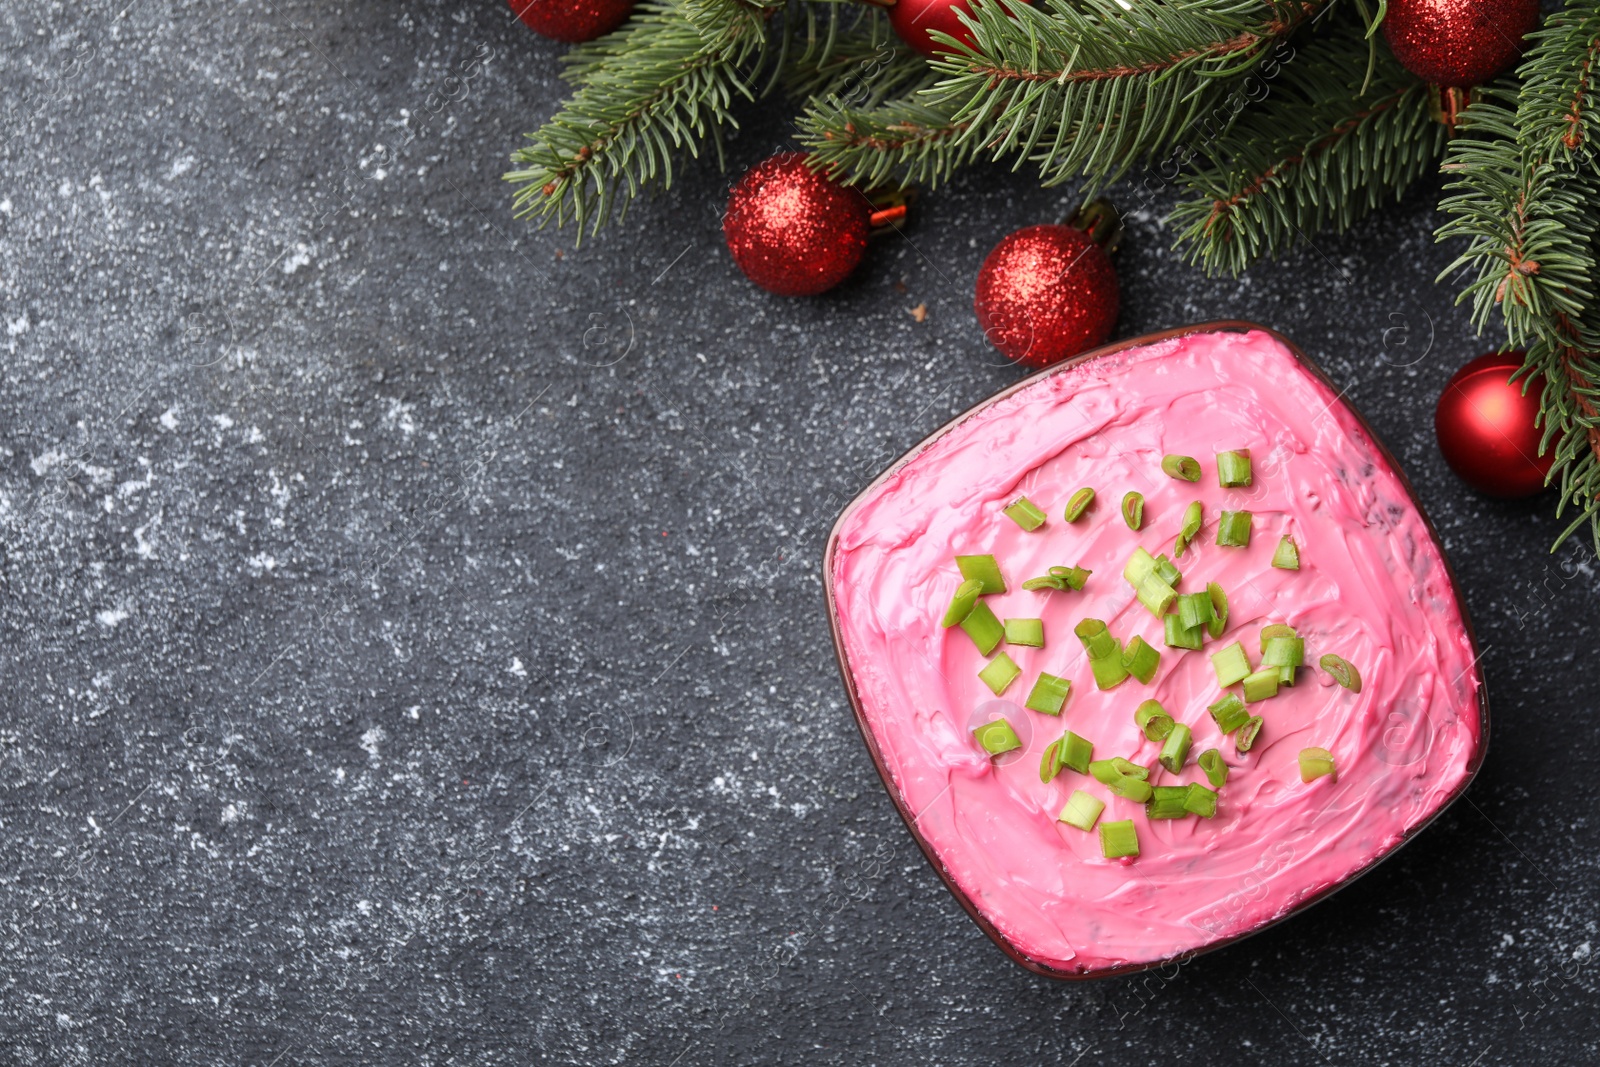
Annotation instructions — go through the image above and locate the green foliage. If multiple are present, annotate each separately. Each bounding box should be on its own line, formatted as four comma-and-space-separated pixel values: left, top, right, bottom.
1437, 0, 1600, 551
1168, 19, 1445, 276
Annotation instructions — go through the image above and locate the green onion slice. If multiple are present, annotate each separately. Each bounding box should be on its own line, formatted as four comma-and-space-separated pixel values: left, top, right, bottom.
1174, 500, 1203, 557
1074, 618, 1117, 658
960, 601, 1005, 655
1135, 572, 1178, 617
1123, 547, 1157, 585
1134, 699, 1174, 742
1216, 510, 1253, 548
1177, 591, 1214, 631
1004, 497, 1048, 531
1206, 582, 1229, 639
1024, 672, 1072, 715
1003, 618, 1044, 647
1040, 740, 1063, 783
1099, 819, 1140, 859
1241, 667, 1280, 703
1090, 656, 1129, 691
1146, 785, 1191, 820
1162, 455, 1202, 482
1198, 748, 1228, 788
1320, 654, 1363, 692
1272, 535, 1300, 570
1259, 623, 1297, 652
1185, 782, 1219, 818
1153, 554, 1182, 587
1121, 636, 1162, 684
1053, 565, 1091, 590
1122, 491, 1144, 531
955, 554, 1007, 594
1163, 614, 1204, 650
940, 578, 985, 628
978, 653, 1022, 696
1261, 636, 1305, 668
1236, 715, 1263, 753
1217, 449, 1253, 487
972, 718, 1022, 755
1158, 722, 1192, 774
1208, 693, 1249, 734
1210, 641, 1251, 687
1063, 487, 1095, 523
1059, 790, 1105, 831
1060, 731, 1093, 774
1298, 747, 1337, 782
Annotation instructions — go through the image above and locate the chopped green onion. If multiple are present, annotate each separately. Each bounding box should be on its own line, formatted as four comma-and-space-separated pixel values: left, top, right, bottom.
1063, 487, 1095, 523
1108, 776, 1153, 802
1004, 497, 1048, 531
1123, 547, 1157, 585
1040, 740, 1063, 783
1259, 623, 1297, 651
1177, 591, 1214, 631
1060, 731, 1093, 774
1210, 641, 1251, 687
1053, 565, 1091, 590
1121, 636, 1162, 684
1298, 746, 1337, 783
978, 653, 1022, 695
1135, 573, 1179, 616
1090, 758, 1147, 784
955, 554, 1007, 594
1024, 672, 1072, 715
1272, 535, 1300, 570
1059, 790, 1105, 831
1198, 748, 1228, 788
1236, 715, 1263, 752
1111, 757, 1149, 779
1003, 618, 1044, 647
1216, 510, 1253, 547
1174, 500, 1203, 557
1163, 615, 1204, 650
1208, 693, 1249, 734
1090, 656, 1130, 691
960, 601, 1005, 655
1021, 575, 1066, 591
1122, 491, 1145, 531
972, 718, 1021, 755
1320, 654, 1363, 692
1162, 455, 1202, 482
940, 577, 985, 628
1262, 637, 1305, 681
1099, 819, 1140, 859
1153, 554, 1182, 587
1184, 782, 1219, 818
1217, 449, 1253, 487
1206, 582, 1229, 639
1146, 785, 1191, 819
1074, 618, 1118, 659
1241, 668, 1280, 703
1134, 699, 1175, 741
1158, 723, 1192, 774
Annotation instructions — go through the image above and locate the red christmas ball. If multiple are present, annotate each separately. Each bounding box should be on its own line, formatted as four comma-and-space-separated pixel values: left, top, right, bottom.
1382, 0, 1539, 87
723, 153, 871, 297
889, 0, 980, 58
1435, 351, 1554, 498
509, 0, 634, 43
974, 223, 1119, 368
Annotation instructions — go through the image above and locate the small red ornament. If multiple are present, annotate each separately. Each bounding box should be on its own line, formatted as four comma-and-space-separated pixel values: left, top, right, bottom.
1382, 0, 1539, 87
723, 153, 871, 297
974, 215, 1120, 368
1435, 351, 1554, 498
509, 0, 635, 43
889, 0, 980, 58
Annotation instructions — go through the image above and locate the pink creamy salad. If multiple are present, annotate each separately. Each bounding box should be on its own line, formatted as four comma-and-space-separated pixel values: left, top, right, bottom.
828, 327, 1484, 975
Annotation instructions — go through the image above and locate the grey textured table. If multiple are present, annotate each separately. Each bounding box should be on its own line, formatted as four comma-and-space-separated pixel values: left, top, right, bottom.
2, 2, 1596, 1064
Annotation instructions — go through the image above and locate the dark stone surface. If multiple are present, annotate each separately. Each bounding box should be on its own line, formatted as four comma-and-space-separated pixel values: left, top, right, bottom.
1, 2, 1596, 1064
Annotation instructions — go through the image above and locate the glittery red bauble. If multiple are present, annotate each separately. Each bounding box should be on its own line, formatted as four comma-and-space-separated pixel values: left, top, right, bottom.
973, 224, 1119, 368
509, 0, 634, 43
1435, 351, 1554, 497
889, 0, 980, 58
723, 153, 871, 297
1382, 0, 1539, 87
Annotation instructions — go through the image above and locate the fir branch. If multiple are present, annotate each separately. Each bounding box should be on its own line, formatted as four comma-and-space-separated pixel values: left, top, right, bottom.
1168, 19, 1445, 276
506, 0, 777, 237
1436, 0, 1600, 552
782, 5, 930, 108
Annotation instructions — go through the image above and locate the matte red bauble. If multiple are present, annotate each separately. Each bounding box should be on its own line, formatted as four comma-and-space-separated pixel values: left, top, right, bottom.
974, 223, 1120, 368
1382, 0, 1540, 86
509, 0, 635, 43
724, 153, 871, 297
889, 0, 980, 58
1435, 351, 1554, 498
